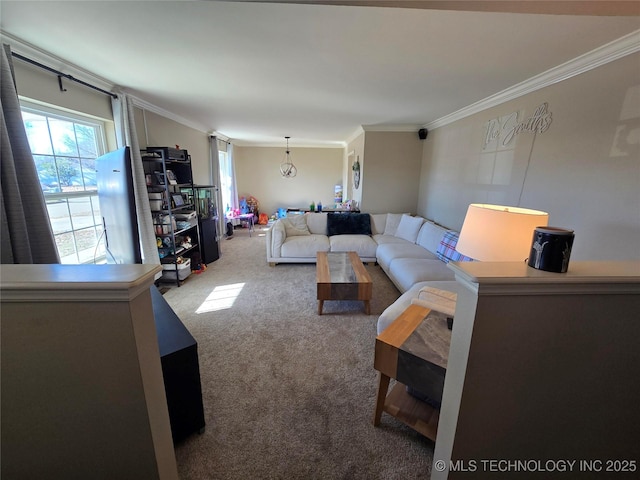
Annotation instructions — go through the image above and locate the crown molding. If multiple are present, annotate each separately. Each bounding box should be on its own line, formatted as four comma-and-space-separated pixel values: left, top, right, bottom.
6, 28, 639, 144
424, 29, 640, 131
124, 92, 210, 134
210, 131, 230, 142
231, 140, 345, 148
362, 124, 422, 132
345, 126, 365, 145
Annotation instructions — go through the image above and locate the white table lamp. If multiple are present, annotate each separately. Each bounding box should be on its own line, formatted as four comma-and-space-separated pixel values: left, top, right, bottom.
456, 204, 549, 262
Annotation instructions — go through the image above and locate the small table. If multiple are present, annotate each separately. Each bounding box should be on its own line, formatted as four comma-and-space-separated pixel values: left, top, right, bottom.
316, 251, 372, 315
227, 213, 255, 237
373, 304, 451, 441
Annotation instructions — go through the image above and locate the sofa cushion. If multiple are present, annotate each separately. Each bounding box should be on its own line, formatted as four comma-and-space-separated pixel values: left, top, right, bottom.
376, 242, 438, 271
329, 234, 377, 259
327, 212, 371, 236
305, 212, 328, 235
416, 221, 451, 255
373, 234, 408, 245
281, 234, 330, 257
388, 258, 456, 292
282, 215, 310, 236
436, 231, 474, 263
370, 213, 386, 235
383, 213, 405, 236
394, 214, 424, 243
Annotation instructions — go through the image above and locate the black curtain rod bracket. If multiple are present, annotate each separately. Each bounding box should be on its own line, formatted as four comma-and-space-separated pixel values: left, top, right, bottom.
12, 51, 117, 99
57, 75, 67, 93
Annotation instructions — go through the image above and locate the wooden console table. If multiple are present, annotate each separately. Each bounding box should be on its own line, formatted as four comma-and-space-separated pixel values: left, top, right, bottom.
373, 304, 451, 441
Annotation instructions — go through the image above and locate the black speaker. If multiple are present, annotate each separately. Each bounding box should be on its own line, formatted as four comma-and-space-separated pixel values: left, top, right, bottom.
418, 128, 428, 140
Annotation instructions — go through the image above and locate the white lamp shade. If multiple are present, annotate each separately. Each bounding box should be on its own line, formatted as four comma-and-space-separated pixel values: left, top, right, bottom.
456, 204, 549, 262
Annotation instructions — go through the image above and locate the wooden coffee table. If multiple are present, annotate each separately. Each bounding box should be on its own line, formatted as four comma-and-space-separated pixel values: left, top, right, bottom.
316, 251, 372, 315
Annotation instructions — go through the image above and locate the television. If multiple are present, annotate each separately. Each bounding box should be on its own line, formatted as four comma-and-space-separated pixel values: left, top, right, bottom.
96, 146, 142, 264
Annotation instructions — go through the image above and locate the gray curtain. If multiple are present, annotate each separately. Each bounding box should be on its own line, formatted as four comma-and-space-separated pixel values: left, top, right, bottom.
228, 142, 238, 211
111, 93, 160, 266
209, 135, 224, 242
0, 44, 59, 264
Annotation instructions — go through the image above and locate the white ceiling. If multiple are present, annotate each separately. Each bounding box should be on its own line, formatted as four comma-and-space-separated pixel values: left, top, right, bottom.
2, 1, 639, 146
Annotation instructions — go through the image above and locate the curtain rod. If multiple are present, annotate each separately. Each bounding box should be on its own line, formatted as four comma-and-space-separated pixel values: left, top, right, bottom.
11, 51, 117, 99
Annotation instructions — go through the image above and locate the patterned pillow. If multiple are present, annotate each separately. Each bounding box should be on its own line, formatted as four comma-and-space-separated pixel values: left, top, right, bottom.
436, 231, 474, 263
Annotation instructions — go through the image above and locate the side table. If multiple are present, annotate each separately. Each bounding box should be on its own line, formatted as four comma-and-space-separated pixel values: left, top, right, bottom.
226, 213, 255, 237
373, 304, 451, 441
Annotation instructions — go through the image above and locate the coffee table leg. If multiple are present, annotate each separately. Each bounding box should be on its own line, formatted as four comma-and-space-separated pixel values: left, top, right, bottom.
373, 372, 391, 426
364, 300, 371, 315
318, 300, 324, 315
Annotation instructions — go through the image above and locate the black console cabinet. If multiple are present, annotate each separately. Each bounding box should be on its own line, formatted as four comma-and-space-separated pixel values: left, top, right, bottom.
199, 217, 220, 264
150, 286, 205, 442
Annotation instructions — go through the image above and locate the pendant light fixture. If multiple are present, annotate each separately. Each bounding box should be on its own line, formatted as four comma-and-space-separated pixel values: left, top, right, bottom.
280, 136, 297, 178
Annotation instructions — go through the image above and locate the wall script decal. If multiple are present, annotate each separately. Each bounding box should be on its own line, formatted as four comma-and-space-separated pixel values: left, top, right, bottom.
483, 103, 553, 150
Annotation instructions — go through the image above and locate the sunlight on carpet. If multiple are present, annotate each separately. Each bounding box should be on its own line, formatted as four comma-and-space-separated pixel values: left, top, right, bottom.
196, 282, 245, 313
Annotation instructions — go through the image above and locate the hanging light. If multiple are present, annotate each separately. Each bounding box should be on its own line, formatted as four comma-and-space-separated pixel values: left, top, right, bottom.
280, 136, 297, 178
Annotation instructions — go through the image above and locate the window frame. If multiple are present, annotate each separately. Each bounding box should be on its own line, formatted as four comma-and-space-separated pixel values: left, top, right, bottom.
20, 100, 110, 264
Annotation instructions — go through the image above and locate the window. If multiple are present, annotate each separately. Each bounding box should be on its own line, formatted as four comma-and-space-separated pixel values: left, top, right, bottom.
21, 102, 107, 264
219, 150, 233, 214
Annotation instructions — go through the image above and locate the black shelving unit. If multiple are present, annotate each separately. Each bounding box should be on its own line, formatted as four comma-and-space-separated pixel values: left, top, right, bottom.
142, 147, 200, 286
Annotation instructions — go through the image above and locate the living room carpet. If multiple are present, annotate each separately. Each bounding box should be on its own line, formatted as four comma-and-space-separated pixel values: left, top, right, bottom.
163, 225, 435, 479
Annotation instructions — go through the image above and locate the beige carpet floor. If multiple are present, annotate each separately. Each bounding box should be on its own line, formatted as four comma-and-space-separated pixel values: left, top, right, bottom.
162, 224, 435, 479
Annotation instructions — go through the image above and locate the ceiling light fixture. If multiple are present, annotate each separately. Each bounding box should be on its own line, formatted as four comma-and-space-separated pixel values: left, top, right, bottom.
280, 136, 297, 178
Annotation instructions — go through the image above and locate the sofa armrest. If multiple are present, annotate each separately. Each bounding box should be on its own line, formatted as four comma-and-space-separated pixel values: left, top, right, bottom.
266, 220, 286, 260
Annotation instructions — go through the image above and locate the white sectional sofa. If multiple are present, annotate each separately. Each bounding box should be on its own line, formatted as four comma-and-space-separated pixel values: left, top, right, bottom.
266, 212, 378, 264
369, 213, 473, 334
266, 212, 474, 334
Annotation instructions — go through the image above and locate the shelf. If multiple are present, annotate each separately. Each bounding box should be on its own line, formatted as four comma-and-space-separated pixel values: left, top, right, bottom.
142, 146, 200, 287
179, 243, 198, 256
383, 382, 439, 442
159, 243, 198, 261
154, 224, 197, 237
142, 157, 191, 164
150, 204, 195, 214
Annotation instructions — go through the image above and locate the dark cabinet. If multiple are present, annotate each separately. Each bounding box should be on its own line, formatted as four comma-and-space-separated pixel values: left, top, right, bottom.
199, 217, 220, 264
151, 286, 205, 442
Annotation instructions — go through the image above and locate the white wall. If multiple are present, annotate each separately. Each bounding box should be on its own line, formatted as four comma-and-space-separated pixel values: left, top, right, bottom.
13, 60, 113, 122
418, 52, 640, 261
134, 109, 210, 184
361, 131, 423, 214
346, 131, 365, 206
233, 145, 343, 216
